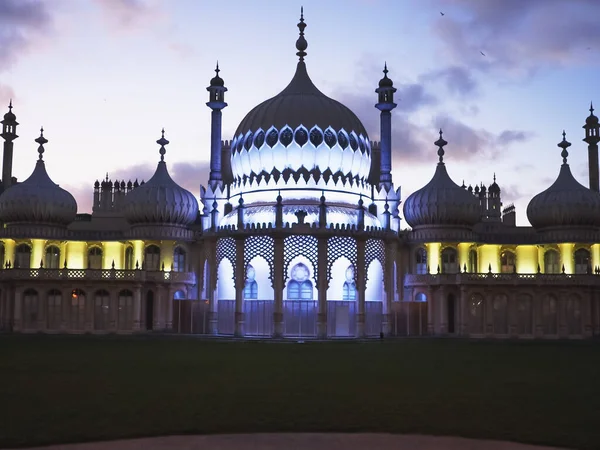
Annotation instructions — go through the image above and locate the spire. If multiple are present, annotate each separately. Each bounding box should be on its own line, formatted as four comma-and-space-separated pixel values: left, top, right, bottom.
435, 129, 447, 164
209, 61, 224, 87
157, 128, 169, 161
591, 101, 595, 115
35, 127, 47, 160
296, 7, 307, 62
558, 130, 571, 164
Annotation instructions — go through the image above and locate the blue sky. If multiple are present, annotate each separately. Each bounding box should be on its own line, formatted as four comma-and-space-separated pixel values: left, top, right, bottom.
1, 0, 599, 225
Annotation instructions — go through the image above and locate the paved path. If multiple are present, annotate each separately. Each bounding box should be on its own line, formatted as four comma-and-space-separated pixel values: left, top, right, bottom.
13, 433, 570, 450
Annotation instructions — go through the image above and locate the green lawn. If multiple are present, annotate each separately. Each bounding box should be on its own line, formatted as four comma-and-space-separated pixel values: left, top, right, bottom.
1, 336, 599, 449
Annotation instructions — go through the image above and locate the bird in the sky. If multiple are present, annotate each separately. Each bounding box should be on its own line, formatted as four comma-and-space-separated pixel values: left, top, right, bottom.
440, 11, 445, 16
480, 51, 486, 56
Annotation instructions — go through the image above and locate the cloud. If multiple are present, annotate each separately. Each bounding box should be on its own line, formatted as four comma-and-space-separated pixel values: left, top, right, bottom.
421, 65, 478, 97
433, 0, 600, 76
92, 0, 160, 31
496, 130, 534, 147
0, 84, 16, 107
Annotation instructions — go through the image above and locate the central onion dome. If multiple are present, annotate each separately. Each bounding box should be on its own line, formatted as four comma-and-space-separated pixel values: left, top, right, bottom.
122, 130, 198, 226
230, 10, 371, 184
0, 129, 78, 226
403, 131, 480, 229
527, 132, 600, 229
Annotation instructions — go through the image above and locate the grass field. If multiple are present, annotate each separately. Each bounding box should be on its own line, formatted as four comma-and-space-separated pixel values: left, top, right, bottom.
1, 335, 599, 449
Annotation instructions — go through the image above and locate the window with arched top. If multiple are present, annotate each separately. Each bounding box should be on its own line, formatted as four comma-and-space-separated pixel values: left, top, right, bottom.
15, 244, 31, 269
47, 289, 62, 330
23, 288, 39, 328
415, 292, 427, 302
468, 293, 484, 334
415, 248, 427, 274
117, 289, 133, 330
544, 250, 560, 274
70, 289, 86, 330
144, 245, 160, 270
94, 289, 110, 330
542, 294, 558, 335
566, 294, 582, 335
287, 263, 313, 300
244, 264, 258, 299
516, 293, 533, 335
124, 247, 134, 270
441, 247, 458, 274
88, 247, 102, 270
574, 248, 591, 274
501, 251, 516, 273
45, 246, 60, 269
173, 247, 186, 272
342, 265, 356, 300
492, 294, 508, 334
469, 249, 478, 273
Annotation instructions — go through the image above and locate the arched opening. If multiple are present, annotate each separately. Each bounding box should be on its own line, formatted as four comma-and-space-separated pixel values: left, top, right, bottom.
70, 289, 86, 330
365, 259, 384, 337
88, 247, 102, 270
501, 251, 516, 274
94, 289, 110, 330
216, 258, 235, 335
284, 258, 317, 337
492, 293, 508, 334
469, 249, 478, 273
287, 263, 313, 300
244, 264, 258, 299
118, 290, 133, 331
146, 290, 154, 330
124, 247, 134, 270
15, 244, 31, 269
244, 256, 274, 336
342, 266, 357, 300
516, 293, 533, 335
22, 288, 39, 329
574, 248, 591, 274
447, 293, 456, 334
544, 250, 560, 274
468, 293, 484, 335
174, 290, 186, 300
566, 294, 582, 335
327, 257, 356, 337
46, 289, 62, 330
441, 247, 458, 274
45, 246, 60, 269
144, 245, 161, 270
542, 294, 558, 335
173, 247, 186, 272
415, 248, 427, 274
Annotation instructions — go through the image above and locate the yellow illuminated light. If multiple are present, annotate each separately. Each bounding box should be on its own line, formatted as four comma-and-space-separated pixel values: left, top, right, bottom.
2, 239, 15, 268
592, 244, 600, 272
479, 244, 500, 273
558, 243, 575, 274
65, 241, 86, 269
102, 241, 123, 269
31, 239, 46, 268
515, 245, 538, 274
457, 242, 473, 272
132, 240, 144, 269
426, 242, 441, 274
160, 241, 175, 271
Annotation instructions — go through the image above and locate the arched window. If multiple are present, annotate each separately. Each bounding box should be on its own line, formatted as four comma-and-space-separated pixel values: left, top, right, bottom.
88, 247, 102, 270
469, 249, 478, 273
492, 293, 508, 334
441, 247, 458, 274
45, 246, 60, 269
501, 251, 515, 273
342, 265, 356, 300
117, 290, 133, 330
468, 293, 484, 334
574, 248, 591, 274
144, 245, 160, 270
415, 248, 427, 274
287, 263, 313, 300
70, 289, 86, 330
15, 244, 31, 269
542, 294, 558, 335
47, 289, 62, 330
544, 250, 560, 274
94, 289, 110, 330
173, 247, 186, 272
415, 292, 427, 302
516, 293, 533, 335
124, 247, 134, 270
22, 288, 39, 328
244, 264, 258, 299
566, 294, 582, 335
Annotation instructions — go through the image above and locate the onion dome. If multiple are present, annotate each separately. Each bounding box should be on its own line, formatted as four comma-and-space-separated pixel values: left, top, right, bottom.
3, 100, 16, 122
378, 63, 394, 88
488, 173, 500, 195
122, 129, 198, 226
585, 102, 598, 126
230, 8, 371, 183
0, 128, 77, 226
403, 130, 480, 229
527, 131, 600, 229
210, 62, 224, 87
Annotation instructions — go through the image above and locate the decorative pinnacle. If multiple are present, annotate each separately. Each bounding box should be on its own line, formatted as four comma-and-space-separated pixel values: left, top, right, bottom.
435, 128, 447, 163
296, 6, 307, 61
8, 99, 12, 112
493, 172, 496, 183
215, 61, 220, 76
157, 128, 169, 161
383, 62, 388, 76
35, 127, 47, 160
558, 130, 571, 164
591, 101, 595, 115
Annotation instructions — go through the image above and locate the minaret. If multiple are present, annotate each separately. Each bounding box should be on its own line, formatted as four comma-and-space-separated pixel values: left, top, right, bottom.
583, 102, 600, 192
207, 62, 228, 184
1, 100, 19, 191
375, 63, 397, 188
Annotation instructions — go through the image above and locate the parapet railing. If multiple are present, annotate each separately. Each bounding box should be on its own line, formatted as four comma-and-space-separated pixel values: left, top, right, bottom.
0, 268, 196, 284
404, 272, 600, 286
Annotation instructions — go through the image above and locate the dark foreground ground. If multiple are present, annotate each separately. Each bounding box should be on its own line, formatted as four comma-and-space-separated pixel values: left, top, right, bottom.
0, 335, 599, 449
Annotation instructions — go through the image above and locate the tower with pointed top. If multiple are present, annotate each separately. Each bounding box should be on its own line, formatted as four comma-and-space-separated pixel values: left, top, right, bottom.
1, 101, 19, 192
584, 102, 599, 192
375, 64, 397, 188
207, 63, 228, 185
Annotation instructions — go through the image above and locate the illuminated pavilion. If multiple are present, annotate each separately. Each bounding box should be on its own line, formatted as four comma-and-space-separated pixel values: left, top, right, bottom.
0, 11, 599, 339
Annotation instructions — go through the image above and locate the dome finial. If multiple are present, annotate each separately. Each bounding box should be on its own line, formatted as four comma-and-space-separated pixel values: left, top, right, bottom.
296, 7, 307, 62
8, 99, 12, 112
35, 127, 47, 160
493, 172, 496, 183
558, 130, 571, 164
435, 128, 447, 164
157, 128, 169, 161
591, 101, 595, 115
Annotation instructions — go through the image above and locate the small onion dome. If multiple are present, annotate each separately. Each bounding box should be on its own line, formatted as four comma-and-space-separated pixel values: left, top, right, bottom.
122, 129, 198, 226
488, 173, 500, 195
403, 130, 480, 228
378, 63, 394, 88
0, 128, 77, 226
3, 100, 16, 122
527, 131, 600, 229
586, 102, 599, 126
210, 62, 224, 87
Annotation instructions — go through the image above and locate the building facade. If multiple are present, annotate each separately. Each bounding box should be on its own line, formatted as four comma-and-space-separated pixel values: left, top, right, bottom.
1, 11, 599, 339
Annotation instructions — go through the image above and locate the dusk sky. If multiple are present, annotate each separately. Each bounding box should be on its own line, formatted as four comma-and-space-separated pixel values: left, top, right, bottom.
1, 0, 599, 226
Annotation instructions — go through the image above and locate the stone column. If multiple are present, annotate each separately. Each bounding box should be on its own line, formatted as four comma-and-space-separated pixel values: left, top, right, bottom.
61, 288, 69, 332
583, 292, 593, 338
85, 286, 94, 332
133, 284, 142, 331
427, 286, 434, 334
154, 285, 164, 330
316, 237, 328, 339
13, 288, 22, 331
439, 286, 447, 335
459, 286, 468, 336
356, 239, 366, 338
509, 292, 518, 338
382, 239, 396, 336
272, 237, 284, 338
166, 286, 175, 330
485, 290, 493, 336
109, 289, 118, 332
533, 292, 543, 338
207, 239, 219, 335
558, 290, 567, 338
234, 237, 245, 337
37, 288, 47, 332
